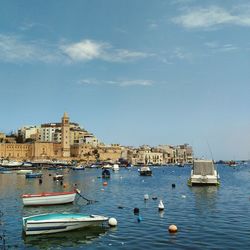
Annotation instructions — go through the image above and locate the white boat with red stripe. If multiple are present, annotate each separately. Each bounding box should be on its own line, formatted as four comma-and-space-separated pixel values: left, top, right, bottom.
22, 189, 80, 206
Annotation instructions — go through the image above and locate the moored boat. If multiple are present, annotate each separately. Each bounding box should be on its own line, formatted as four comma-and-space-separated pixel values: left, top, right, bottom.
22, 190, 78, 206
102, 169, 111, 178
188, 159, 219, 186
138, 166, 152, 176
23, 213, 109, 235
72, 165, 85, 170
1, 160, 23, 167
112, 164, 119, 172
17, 169, 33, 175
26, 172, 43, 178
53, 174, 64, 181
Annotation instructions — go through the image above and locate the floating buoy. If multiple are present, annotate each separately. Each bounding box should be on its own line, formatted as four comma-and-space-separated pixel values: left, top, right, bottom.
152, 196, 157, 200
101, 188, 105, 191
181, 195, 186, 198
168, 224, 178, 233
137, 216, 142, 222
108, 217, 118, 227
144, 194, 149, 200
158, 200, 164, 211
63, 184, 67, 188
134, 207, 139, 214
103, 182, 108, 186
172, 184, 176, 188
118, 206, 124, 209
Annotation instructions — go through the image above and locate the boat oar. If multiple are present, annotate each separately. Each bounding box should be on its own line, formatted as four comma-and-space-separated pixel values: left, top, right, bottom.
75, 189, 98, 204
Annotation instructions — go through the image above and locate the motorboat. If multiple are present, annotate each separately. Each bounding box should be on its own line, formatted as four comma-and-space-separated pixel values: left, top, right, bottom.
17, 169, 33, 175
72, 165, 85, 170
1, 160, 23, 167
112, 164, 119, 172
102, 169, 111, 178
22, 162, 33, 167
23, 213, 109, 235
0, 168, 13, 174
188, 160, 219, 186
53, 174, 64, 181
139, 166, 152, 176
26, 172, 43, 178
22, 190, 79, 206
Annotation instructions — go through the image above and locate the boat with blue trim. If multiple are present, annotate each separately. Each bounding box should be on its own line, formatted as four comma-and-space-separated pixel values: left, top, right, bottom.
23, 213, 109, 235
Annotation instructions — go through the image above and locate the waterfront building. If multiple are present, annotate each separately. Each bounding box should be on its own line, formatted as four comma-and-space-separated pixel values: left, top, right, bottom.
18, 126, 40, 142
0, 132, 6, 143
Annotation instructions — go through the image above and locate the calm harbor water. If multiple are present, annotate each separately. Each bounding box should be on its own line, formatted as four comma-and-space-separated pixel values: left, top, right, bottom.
0, 164, 250, 249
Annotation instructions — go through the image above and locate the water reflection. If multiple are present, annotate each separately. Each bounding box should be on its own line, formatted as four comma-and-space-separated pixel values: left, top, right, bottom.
23, 226, 108, 249
191, 186, 218, 214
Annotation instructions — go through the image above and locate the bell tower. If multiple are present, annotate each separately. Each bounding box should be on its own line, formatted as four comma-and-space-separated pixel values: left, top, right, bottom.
61, 112, 70, 158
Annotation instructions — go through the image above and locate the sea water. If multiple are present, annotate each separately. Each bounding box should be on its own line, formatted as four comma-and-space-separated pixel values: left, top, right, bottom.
0, 164, 249, 249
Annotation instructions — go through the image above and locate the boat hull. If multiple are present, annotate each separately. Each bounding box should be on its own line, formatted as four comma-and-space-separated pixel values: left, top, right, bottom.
23, 214, 108, 235
17, 170, 33, 175
22, 192, 76, 206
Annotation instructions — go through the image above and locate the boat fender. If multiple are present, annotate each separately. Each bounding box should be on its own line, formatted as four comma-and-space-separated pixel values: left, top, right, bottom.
39, 178, 42, 184
108, 218, 118, 227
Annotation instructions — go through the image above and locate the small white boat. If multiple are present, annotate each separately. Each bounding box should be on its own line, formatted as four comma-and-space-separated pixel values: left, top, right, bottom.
22, 190, 78, 206
72, 165, 85, 170
53, 174, 64, 181
23, 213, 109, 235
138, 166, 152, 176
1, 160, 23, 167
17, 170, 33, 175
112, 164, 119, 171
102, 164, 113, 169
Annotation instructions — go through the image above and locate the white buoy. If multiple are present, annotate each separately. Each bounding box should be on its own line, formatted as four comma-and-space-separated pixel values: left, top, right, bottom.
108, 217, 118, 227
158, 199, 164, 210
144, 194, 149, 200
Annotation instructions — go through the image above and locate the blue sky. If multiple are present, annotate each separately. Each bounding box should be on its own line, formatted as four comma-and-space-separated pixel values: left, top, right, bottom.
0, 0, 250, 160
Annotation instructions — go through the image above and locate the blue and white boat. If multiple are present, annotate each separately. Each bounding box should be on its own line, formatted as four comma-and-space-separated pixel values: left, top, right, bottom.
25, 172, 43, 178
72, 165, 85, 170
23, 213, 109, 235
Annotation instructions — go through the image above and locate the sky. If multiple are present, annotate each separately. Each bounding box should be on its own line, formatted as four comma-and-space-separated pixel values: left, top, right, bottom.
0, 0, 250, 160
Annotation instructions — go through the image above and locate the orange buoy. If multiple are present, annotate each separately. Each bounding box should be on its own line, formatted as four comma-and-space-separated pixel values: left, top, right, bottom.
168, 224, 178, 233
103, 182, 108, 186
63, 184, 67, 188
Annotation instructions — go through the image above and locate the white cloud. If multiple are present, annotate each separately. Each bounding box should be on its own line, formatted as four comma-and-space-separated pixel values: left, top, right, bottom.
61, 39, 151, 63
172, 47, 193, 60
0, 34, 59, 63
78, 78, 154, 87
204, 42, 238, 52
60, 40, 108, 61
0, 35, 151, 64
173, 6, 250, 29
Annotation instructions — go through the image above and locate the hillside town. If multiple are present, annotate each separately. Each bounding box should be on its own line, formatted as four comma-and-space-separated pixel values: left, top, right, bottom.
0, 113, 193, 165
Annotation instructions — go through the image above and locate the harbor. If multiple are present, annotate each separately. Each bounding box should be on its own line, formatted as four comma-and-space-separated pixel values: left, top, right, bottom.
0, 164, 250, 249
